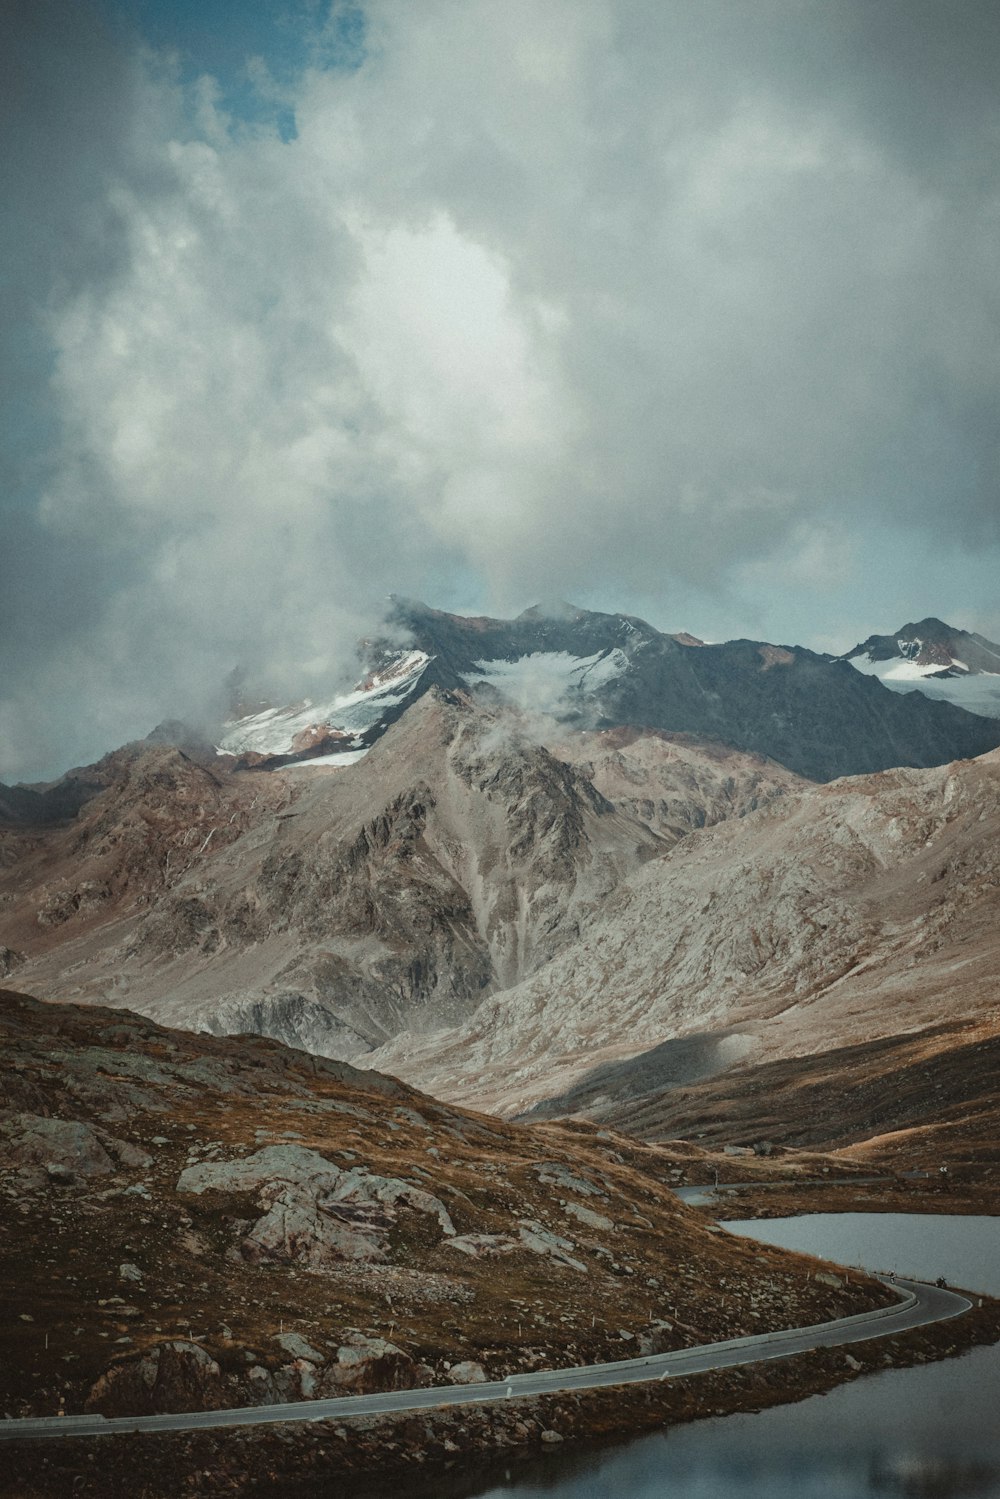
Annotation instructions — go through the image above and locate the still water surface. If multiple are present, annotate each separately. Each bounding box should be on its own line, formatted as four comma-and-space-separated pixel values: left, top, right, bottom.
464, 1213, 1000, 1499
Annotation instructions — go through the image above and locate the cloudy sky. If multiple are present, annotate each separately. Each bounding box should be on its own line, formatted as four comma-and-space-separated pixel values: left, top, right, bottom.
3, 0, 1000, 779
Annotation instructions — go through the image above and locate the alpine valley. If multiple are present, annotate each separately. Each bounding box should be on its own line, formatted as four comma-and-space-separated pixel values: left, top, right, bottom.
4, 601, 1000, 1493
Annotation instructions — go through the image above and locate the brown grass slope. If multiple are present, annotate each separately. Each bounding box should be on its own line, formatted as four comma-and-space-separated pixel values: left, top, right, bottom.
552, 1015, 1000, 1209
0, 987, 895, 1423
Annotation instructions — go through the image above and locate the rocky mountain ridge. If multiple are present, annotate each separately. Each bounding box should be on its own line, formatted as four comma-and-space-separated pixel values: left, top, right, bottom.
3, 602, 1000, 1141
2, 693, 682, 1056
385, 601, 1000, 781
193, 600, 1000, 781
844, 616, 1000, 677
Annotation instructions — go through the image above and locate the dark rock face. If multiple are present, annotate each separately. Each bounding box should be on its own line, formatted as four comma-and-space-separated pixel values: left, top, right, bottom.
391, 600, 1000, 781
0, 946, 23, 977
385, 597, 662, 684
0, 1114, 116, 1184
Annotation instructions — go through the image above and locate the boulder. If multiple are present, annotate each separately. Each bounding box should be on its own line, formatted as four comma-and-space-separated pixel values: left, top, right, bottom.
0, 1114, 115, 1184
562, 1200, 613, 1231
449, 1360, 488, 1384
106, 1139, 155, 1170
177, 1145, 455, 1267
446, 1233, 520, 1259
518, 1220, 587, 1273
534, 1162, 607, 1198
85, 1340, 225, 1416
317, 1334, 432, 1395
274, 1331, 325, 1363
269, 1357, 319, 1402
637, 1319, 675, 1356
176, 1143, 340, 1197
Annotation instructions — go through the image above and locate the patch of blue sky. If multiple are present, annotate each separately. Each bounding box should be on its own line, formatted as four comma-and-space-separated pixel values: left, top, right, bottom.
104, 0, 367, 139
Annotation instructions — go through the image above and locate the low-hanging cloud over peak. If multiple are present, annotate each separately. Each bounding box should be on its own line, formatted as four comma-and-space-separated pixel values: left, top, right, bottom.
3, 0, 1000, 778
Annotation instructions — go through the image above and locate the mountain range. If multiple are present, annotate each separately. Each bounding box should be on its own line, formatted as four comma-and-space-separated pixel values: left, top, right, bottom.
2, 601, 1000, 1164
218, 601, 1000, 780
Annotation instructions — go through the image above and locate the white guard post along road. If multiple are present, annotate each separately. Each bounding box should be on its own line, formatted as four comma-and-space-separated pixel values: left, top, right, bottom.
1, 1278, 970, 1443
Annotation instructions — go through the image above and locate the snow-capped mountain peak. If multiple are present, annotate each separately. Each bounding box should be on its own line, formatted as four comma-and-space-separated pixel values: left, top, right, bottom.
842, 617, 1000, 718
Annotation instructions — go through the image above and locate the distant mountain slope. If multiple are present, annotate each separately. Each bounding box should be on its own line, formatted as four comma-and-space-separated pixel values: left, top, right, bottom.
549, 727, 803, 846
843, 617, 1000, 720
368, 747, 1000, 1115
6, 600, 1000, 1102
548, 1015, 1000, 1183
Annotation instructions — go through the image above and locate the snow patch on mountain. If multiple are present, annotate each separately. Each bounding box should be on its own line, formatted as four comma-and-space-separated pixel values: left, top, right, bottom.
848, 653, 1000, 719
470, 649, 628, 714
842, 619, 1000, 720
217, 651, 432, 755
284, 747, 371, 769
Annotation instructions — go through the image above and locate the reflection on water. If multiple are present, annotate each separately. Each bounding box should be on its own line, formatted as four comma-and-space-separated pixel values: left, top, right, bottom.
723, 1213, 1000, 1298
870, 1455, 999, 1498
460, 1214, 1000, 1499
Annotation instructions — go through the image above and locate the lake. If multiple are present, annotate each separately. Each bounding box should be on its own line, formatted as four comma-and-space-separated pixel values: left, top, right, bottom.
459, 1212, 1000, 1499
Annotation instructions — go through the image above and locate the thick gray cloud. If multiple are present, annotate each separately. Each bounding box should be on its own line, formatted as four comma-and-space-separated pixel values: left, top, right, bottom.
3, 0, 1000, 778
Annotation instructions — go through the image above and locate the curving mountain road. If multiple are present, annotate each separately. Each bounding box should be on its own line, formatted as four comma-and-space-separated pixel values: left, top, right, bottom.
1, 1278, 970, 1443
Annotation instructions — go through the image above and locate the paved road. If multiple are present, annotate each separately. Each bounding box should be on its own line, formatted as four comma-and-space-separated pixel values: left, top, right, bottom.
1, 1278, 970, 1443
674, 1176, 896, 1207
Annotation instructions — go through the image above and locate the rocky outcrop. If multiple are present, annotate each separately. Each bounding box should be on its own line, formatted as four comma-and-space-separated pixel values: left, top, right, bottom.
0, 1113, 123, 1185
84, 1331, 433, 1416
447, 1232, 521, 1259
0, 947, 23, 977
85, 1340, 226, 1416
517, 1221, 587, 1273
319, 1334, 432, 1395
177, 1143, 455, 1267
